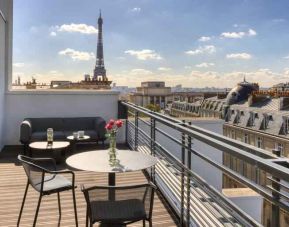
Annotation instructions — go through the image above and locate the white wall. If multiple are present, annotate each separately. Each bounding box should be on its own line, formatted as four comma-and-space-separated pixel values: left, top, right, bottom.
0, 1, 9, 150
223, 188, 263, 223
3, 91, 120, 145
190, 119, 224, 191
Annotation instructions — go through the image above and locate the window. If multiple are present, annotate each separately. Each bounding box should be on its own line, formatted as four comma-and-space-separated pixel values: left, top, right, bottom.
230, 130, 235, 139
275, 143, 284, 155
283, 117, 289, 134
262, 114, 269, 129
256, 137, 263, 148
249, 112, 255, 126
244, 133, 249, 144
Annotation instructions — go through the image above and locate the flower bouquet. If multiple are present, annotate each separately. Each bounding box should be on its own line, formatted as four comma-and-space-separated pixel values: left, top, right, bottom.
105, 119, 123, 166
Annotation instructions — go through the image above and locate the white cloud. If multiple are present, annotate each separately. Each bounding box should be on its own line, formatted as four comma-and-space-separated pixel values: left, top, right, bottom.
248, 29, 257, 36
221, 31, 245, 39
54, 23, 98, 34
221, 29, 257, 39
125, 49, 162, 60
130, 7, 141, 12
195, 62, 215, 68
272, 18, 286, 23
198, 36, 211, 42
130, 69, 153, 76
226, 53, 252, 60
158, 67, 171, 71
110, 68, 289, 88
50, 31, 57, 36
58, 48, 95, 61
13, 63, 25, 67
284, 55, 289, 59
185, 45, 216, 55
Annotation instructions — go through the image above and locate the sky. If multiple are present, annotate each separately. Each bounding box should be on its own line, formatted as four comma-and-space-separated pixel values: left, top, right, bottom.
12, 0, 289, 88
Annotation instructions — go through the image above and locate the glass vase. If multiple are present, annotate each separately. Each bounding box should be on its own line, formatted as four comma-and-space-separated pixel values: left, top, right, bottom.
47, 128, 53, 145
109, 133, 117, 166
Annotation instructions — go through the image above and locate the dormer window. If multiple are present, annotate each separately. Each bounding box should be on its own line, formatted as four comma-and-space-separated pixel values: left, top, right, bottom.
249, 112, 255, 126
240, 111, 244, 116
283, 117, 289, 134
263, 114, 269, 129
234, 110, 241, 124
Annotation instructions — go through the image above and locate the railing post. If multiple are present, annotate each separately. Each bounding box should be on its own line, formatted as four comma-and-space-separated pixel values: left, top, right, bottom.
186, 121, 192, 227
271, 149, 280, 227
150, 117, 156, 182
125, 118, 128, 147
180, 119, 186, 227
134, 111, 139, 151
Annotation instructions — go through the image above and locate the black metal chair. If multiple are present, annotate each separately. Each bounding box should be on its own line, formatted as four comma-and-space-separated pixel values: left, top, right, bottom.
17, 155, 78, 227
81, 183, 156, 227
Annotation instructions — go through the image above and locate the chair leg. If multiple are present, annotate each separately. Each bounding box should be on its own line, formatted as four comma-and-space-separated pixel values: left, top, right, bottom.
33, 194, 42, 227
86, 206, 88, 227
17, 181, 29, 226
72, 187, 78, 227
149, 219, 152, 227
57, 192, 61, 223
143, 219, 146, 227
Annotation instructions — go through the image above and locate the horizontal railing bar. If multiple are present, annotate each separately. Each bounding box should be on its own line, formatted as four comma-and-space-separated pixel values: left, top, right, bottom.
129, 119, 261, 226
130, 118, 289, 216
125, 101, 274, 158
266, 185, 289, 202
267, 176, 289, 192
123, 101, 289, 182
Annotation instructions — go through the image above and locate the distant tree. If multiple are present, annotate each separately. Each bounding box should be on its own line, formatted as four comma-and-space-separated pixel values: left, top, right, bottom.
145, 104, 161, 112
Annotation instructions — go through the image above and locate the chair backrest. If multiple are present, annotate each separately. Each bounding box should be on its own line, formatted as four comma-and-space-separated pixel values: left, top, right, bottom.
81, 183, 156, 220
17, 155, 48, 192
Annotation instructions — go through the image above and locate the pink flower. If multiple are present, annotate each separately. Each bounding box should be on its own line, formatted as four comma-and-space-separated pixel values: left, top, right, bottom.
105, 123, 113, 130
116, 120, 123, 128
108, 119, 115, 126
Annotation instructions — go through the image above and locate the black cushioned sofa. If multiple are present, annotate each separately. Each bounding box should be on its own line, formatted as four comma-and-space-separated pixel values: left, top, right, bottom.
20, 117, 106, 148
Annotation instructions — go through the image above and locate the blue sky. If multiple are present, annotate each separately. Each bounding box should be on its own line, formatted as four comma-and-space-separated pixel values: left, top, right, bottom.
12, 0, 289, 87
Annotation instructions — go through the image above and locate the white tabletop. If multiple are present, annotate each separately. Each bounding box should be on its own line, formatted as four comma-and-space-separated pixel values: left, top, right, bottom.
66, 150, 158, 173
29, 141, 70, 150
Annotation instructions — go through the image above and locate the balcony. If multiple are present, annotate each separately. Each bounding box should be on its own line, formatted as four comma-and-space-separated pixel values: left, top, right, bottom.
0, 99, 289, 226
1, 1, 289, 226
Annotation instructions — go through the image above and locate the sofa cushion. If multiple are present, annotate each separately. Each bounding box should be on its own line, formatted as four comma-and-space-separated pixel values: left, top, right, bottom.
62, 118, 95, 131
31, 131, 66, 141
30, 118, 64, 132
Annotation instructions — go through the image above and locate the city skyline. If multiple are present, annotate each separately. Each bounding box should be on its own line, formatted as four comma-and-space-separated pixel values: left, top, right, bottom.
12, 0, 289, 88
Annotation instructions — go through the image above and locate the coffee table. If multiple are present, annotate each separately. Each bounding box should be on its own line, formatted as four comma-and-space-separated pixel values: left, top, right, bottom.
67, 135, 90, 153
29, 141, 70, 163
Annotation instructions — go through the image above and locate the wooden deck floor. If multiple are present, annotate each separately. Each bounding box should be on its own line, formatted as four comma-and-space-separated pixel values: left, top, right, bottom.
0, 146, 178, 227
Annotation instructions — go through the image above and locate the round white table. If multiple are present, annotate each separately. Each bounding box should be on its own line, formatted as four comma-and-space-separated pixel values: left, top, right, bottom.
29, 141, 70, 163
66, 149, 158, 186
67, 135, 90, 153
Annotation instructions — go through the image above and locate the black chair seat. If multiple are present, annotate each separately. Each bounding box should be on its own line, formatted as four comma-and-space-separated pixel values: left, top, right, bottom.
91, 199, 146, 223
81, 183, 156, 227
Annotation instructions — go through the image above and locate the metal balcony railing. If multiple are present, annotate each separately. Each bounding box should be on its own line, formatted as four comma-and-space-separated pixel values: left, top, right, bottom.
119, 101, 289, 227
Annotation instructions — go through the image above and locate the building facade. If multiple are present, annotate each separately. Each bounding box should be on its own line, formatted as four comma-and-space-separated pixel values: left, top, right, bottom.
128, 81, 172, 109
